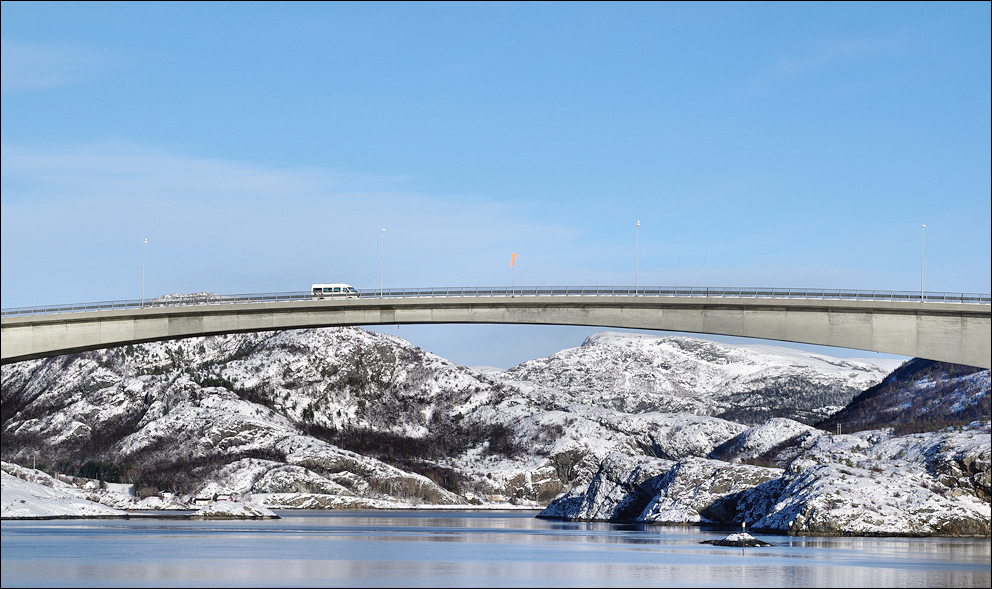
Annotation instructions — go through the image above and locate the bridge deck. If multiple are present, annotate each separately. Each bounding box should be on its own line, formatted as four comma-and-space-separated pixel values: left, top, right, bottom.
3, 288, 990, 368
3, 286, 989, 318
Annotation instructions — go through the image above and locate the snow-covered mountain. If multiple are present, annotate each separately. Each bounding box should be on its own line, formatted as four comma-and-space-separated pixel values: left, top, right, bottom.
499, 332, 899, 424
1, 328, 491, 506
1, 326, 900, 514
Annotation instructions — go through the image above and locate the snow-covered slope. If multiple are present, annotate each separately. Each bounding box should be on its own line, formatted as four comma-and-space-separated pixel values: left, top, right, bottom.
1, 465, 127, 519
500, 332, 897, 424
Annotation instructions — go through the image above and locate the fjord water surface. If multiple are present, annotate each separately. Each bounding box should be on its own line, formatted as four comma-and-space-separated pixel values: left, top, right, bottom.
2, 510, 989, 587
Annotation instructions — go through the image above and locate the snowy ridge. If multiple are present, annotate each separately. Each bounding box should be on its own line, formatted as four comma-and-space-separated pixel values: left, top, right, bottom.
539, 422, 991, 536
500, 332, 896, 424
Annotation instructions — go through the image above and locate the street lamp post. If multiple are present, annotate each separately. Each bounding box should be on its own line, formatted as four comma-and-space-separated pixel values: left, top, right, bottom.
635, 220, 640, 295
141, 238, 147, 306
921, 224, 926, 301
380, 228, 385, 298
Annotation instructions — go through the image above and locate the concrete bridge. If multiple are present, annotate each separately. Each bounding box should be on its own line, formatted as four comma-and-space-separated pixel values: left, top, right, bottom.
2, 287, 990, 368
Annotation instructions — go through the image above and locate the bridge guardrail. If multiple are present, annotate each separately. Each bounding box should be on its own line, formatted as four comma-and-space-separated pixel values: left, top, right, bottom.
2, 287, 990, 318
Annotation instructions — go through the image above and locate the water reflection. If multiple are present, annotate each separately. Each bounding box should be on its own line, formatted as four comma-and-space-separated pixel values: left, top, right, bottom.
3, 510, 988, 587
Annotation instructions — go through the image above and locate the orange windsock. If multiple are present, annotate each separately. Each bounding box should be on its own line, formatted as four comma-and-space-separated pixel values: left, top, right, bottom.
510, 253, 517, 267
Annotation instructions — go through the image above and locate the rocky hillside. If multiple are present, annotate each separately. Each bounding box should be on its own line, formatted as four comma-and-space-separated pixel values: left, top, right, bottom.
539, 421, 991, 536
817, 359, 990, 435
1, 327, 898, 511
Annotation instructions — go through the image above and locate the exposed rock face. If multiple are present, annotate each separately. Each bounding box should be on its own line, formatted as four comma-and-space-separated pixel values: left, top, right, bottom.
538, 453, 676, 522
539, 423, 992, 537
460, 403, 747, 491
709, 418, 815, 464
540, 452, 781, 525
640, 458, 783, 525
196, 459, 354, 497
250, 493, 401, 510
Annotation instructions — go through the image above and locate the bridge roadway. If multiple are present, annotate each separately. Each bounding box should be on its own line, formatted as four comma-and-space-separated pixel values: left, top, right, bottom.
2, 288, 990, 368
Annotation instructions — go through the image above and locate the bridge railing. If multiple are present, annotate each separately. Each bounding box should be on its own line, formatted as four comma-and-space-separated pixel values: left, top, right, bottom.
2, 287, 990, 318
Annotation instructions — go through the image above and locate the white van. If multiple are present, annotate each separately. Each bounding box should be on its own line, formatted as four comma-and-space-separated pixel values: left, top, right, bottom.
311, 283, 360, 299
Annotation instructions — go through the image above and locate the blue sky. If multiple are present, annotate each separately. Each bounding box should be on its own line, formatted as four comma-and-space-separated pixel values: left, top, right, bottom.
3, 2, 990, 367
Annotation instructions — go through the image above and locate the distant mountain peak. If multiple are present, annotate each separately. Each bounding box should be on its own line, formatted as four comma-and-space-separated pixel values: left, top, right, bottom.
501, 331, 894, 425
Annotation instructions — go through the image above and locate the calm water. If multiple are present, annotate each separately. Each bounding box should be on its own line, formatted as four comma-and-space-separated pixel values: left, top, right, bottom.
1, 510, 989, 587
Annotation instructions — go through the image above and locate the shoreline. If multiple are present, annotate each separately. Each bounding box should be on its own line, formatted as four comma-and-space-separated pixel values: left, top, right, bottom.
0, 504, 545, 521
5, 509, 990, 538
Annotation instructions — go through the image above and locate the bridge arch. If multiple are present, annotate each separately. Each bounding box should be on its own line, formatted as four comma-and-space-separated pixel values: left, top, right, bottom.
3, 292, 989, 368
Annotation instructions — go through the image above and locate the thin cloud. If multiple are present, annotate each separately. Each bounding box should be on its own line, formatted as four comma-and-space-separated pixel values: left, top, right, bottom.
0, 142, 412, 203
0, 39, 117, 93
1, 142, 584, 304
768, 32, 909, 77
